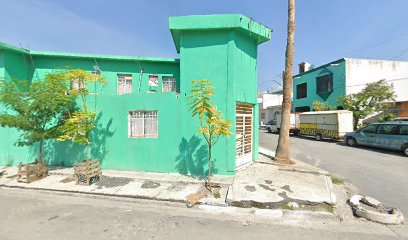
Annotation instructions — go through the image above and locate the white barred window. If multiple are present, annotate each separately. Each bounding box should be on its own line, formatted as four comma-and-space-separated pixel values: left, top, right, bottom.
128, 111, 158, 138
117, 74, 132, 95
162, 77, 176, 92
71, 78, 86, 90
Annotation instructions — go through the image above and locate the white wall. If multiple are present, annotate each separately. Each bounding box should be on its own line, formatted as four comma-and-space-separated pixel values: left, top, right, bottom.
259, 93, 282, 109
258, 93, 282, 125
345, 59, 408, 102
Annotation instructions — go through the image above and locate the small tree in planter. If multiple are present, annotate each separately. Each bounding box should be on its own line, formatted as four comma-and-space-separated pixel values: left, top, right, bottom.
0, 72, 76, 163
187, 79, 232, 192
57, 69, 107, 161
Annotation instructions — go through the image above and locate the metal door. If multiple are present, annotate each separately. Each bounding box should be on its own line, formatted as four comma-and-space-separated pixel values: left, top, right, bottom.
236, 103, 253, 168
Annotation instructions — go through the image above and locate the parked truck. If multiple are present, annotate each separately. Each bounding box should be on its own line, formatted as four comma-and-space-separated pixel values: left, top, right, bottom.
299, 110, 354, 141
266, 113, 300, 135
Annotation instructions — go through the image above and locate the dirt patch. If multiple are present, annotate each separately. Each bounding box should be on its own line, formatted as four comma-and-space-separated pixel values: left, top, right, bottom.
244, 185, 256, 192
258, 184, 275, 192
167, 182, 188, 191
264, 180, 273, 185
95, 177, 131, 189
60, 177, 75, 183
281, 185, 293, 193
141, 180, 160, 189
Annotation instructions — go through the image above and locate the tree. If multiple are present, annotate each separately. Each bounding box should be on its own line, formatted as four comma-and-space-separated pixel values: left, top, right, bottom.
312, 100, 337, 111
187, 79, 232, 190
57, 69, 107, 160
275, 0, 296, 164
337, 80, 396, 129
0, 73, 76, 162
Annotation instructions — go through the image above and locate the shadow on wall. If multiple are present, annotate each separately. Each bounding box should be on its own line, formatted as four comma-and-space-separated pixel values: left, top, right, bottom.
90, 113, 115, 167
30, 112, 115, 167
175, 135, 218, 178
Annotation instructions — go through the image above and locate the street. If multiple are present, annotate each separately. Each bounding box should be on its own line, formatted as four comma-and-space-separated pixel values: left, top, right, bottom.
0, 188, 406, 240
259, 131, 408, 216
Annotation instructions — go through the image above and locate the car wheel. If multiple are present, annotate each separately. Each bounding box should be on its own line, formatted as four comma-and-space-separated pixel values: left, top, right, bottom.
267, 128, 272, 133
346, 137, 357, 147
315, 133, 323, 141
403, 146, 408, 157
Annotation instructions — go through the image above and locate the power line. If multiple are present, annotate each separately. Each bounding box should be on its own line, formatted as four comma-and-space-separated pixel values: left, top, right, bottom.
258, 72, 283, 86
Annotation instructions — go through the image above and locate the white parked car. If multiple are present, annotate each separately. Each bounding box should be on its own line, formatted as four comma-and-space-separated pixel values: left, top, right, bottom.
266, 119, 278, 133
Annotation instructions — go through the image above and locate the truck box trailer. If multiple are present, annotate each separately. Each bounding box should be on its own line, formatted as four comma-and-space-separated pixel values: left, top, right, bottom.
299, 110, 354, 140
267, 113, 300, 134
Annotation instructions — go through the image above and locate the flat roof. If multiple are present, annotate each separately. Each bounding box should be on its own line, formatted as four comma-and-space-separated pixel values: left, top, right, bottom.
294, 57, 408, 78
0, 41, 179, 63
169, 14, 272, 53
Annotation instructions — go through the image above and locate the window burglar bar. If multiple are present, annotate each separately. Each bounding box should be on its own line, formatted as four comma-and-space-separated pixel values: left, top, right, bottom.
71, 78, 86, 90
162, 77, 176, 92
118, 74, 133, 94
128, 111, 158, 138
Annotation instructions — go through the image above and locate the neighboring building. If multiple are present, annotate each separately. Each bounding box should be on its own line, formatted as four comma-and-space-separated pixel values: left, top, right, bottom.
258, 91, 283, 126
292, 58, 408, 116
0, 14, 271, 175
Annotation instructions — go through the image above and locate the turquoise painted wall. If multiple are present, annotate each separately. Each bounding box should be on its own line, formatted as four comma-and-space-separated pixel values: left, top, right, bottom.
0, 51, 5, 79
179, 29, 233, 174
0, 14, 271, 176
292, 60, 346, 111
231, 31, 259, 161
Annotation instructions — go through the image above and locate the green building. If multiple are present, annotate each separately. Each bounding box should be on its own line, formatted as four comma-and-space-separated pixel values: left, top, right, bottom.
0, 14, 271, 176
292, 59, 408, 114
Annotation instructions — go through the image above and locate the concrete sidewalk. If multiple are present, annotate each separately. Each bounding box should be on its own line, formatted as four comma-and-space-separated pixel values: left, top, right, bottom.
0, 151, 336, 210
228, 149, 336, 209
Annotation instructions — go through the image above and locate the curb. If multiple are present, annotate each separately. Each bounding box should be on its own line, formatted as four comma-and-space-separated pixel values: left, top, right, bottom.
0, 182, 229, 208
0, 184, 338, 221
198, 204, 337, 221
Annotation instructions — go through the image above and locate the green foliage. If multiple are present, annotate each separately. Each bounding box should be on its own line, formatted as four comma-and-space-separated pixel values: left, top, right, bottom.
312, 100, 337, 111
57, 69, 107, 159
0, 72, 76, 160
281, 203, 295, 211
57, 111, 96, 145
187, 80, 232, 188
331, 175, 344, 185
325, 204, 335, 213
337, 80, 396, 129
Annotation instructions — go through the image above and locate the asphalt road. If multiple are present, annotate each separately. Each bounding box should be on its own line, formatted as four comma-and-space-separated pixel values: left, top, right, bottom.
0, 188, 406, 240
259, 131, 408, 216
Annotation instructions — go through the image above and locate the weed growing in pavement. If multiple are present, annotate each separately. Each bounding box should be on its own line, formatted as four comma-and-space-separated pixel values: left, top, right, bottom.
331, 175, 344, 185
280, 203, 294, 211
325, 204, 334, 213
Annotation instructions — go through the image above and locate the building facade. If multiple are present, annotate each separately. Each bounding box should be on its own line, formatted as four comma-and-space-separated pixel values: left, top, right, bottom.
0, 14, 271, 175
258, 91, 282, 126
292, 58, 408, 116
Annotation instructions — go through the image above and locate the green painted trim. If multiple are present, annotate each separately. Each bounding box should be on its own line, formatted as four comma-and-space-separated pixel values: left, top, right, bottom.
0, 42, 29, 54
169, 14, 272, 53
0, 41, 179, 63
293, 58, 345, 78
30, 51, 179, 63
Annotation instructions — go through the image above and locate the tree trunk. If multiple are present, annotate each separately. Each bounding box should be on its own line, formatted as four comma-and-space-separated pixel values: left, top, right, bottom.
275, 0, 296, 164
353, 116, 359, 130
86, 143, 89, 160
207, 145, 212, 190
38, 139, 44, 162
